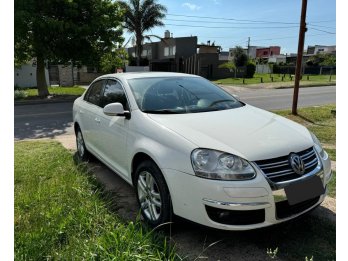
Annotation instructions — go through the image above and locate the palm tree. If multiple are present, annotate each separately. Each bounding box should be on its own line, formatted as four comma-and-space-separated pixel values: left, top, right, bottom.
120, 0, 167, 66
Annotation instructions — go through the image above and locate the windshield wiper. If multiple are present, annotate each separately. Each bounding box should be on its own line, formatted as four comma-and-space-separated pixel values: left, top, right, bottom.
142, 109, 184, 114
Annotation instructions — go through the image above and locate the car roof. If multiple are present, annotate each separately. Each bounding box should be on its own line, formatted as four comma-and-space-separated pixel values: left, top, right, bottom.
99, 72, 200, 81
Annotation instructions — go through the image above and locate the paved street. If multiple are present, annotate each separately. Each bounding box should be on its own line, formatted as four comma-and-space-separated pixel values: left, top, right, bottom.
14, 85, 336, 140
223, 85, 336, 110
14, 102, 74, 140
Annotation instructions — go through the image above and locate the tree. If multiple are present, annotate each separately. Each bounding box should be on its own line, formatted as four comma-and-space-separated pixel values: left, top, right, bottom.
120, 0, 167, 66
218, 62, 237, 78
306, 53, 336, 67
231, 46, 248, 67
100, 48, 128, 73
15, 0, 124, 97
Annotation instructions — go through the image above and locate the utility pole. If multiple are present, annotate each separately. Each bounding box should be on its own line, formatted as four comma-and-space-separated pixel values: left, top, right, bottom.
247, 37, 250, 58
292, 0, 308, 115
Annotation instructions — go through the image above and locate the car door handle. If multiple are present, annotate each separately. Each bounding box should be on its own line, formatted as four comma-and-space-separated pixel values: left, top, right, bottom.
79, 109, 84, 114
95, 118, 101, 124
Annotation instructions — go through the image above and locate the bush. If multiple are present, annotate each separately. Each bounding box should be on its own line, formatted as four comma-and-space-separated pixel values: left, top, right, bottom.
14, 89, 28, 100
246, 62, 256, 78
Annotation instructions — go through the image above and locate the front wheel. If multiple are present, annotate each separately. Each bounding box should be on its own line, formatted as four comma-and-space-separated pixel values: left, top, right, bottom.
135, 160, 172, 227
76, 128, 89, 161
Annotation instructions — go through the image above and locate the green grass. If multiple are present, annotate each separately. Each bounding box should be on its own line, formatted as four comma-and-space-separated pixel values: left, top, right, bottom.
328, 171, 336, 197
15, 141, 178, 260
274, 104, 336, 146
213, 73, 336, 86
325, 148, 336, 161
23, 86, 85, 97
238, 215, 336, 260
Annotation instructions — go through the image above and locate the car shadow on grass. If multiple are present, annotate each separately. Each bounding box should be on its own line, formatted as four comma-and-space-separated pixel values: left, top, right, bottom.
73, 153, 336, 261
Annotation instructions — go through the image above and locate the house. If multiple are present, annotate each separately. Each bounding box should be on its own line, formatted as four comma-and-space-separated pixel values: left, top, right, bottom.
127, 31, 197, 72
268, 54, 286, 64
228, 46, 281, 60
307, 45, 336, 55
127, 31, 234, 79
219, 51, 229, 61
14, 59, 50, 88
256, 46, 281, 58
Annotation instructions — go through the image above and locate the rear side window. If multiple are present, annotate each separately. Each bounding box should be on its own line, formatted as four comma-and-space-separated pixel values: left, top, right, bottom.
84, 80, 104, 106
100, 80, 129, 109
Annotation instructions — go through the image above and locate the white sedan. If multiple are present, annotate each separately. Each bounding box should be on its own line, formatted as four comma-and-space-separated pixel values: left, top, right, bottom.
73, 72, 332, 230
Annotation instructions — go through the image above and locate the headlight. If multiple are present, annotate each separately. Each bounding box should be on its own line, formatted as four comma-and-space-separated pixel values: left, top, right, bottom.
191, 149, 256, 180
310, 132, 325, 158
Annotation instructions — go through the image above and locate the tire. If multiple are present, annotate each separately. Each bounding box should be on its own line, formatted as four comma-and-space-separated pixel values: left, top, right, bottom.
75, 127, 89, 161
134, 160, 172, 228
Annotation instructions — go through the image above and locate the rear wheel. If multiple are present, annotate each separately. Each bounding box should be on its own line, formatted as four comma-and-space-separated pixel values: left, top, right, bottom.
76, 127, 89, 161
135, 160, 172, 227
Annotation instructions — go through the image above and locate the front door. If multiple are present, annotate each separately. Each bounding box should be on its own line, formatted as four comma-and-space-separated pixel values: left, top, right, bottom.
97, 79, 130, 179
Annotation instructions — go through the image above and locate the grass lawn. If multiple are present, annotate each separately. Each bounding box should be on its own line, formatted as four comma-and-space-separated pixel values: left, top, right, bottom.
274, 104, 336, 198
24, 86, 86, 96
15, 141, 178, 260
213, 73, 336, 86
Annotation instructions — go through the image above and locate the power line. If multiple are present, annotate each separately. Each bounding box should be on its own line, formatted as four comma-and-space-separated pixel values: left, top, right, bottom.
307, 23, 336, 29
167, 13, 335, 25
164, 23, 299, 29
165, 18, 296, 25
308, 27, 336, 34
167, 13, 299, 24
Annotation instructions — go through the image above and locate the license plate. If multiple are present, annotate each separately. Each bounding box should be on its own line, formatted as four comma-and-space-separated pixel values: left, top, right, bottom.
284, 176, 325, 205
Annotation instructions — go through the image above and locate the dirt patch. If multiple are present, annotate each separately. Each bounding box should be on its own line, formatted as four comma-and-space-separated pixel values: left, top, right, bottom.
80, 157, 335, 261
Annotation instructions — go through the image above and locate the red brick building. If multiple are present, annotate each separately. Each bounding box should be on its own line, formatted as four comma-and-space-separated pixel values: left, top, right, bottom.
256, 46, 281, 58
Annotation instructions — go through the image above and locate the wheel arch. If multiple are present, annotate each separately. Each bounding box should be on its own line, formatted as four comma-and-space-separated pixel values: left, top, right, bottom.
131, 152, 162, 187
74, 121, 80, 135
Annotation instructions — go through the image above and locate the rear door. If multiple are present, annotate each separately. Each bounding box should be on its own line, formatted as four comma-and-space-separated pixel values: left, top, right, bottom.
80, 79, 105, 154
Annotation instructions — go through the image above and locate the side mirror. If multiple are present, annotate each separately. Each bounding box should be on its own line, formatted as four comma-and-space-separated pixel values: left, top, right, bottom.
103, 102, 131, 119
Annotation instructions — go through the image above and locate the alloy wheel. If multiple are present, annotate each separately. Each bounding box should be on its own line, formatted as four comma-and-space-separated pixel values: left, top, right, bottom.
137, 170, 162, 221
76, 131, 85, 157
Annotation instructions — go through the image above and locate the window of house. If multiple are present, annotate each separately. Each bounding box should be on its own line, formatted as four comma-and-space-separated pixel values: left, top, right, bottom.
141, 49, 148, 56
263, 51, 268, 55
100, 80, 129, 109
164, 46, 176, 56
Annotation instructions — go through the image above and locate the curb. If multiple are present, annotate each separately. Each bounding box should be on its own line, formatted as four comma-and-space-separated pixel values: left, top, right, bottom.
15, 97, 78, 106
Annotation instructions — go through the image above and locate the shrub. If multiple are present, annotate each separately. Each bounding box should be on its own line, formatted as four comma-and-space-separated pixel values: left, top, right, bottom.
245, 61, 256, 78
14, 89, 28, 100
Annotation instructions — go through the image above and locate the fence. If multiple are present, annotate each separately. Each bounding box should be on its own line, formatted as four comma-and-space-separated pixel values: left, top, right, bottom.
273, 65, 336, 75
256, 64, 272, 74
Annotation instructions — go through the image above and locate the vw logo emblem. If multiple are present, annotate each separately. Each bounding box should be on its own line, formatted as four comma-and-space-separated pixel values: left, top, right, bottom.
289, 153, 305, 175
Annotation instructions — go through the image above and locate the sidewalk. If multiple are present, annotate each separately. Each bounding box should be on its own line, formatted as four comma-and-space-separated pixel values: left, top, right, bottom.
15, 95, 79, 106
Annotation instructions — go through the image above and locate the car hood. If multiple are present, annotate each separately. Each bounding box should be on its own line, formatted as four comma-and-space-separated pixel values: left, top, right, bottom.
147, 104, 314, 161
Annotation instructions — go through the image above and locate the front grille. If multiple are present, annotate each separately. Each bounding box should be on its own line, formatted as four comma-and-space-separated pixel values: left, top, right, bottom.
276, 196, 320, 219
205, 206, 265, 225
255, 147, 318, 183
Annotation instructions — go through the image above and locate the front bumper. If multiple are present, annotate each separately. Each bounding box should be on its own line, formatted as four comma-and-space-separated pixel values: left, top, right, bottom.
162, 151, 331, 230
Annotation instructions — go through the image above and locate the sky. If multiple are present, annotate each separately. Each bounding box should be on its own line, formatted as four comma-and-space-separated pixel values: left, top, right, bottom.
123, 0, 336, 54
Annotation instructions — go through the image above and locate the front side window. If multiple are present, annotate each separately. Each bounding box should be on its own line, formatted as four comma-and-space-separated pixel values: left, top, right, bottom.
85, 80, 104, 106
100, 80, 129, 109
128, 77, 243, 114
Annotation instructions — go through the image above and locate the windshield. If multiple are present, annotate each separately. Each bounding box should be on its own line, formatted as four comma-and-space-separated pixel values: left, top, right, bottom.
127, 77, 244, 114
